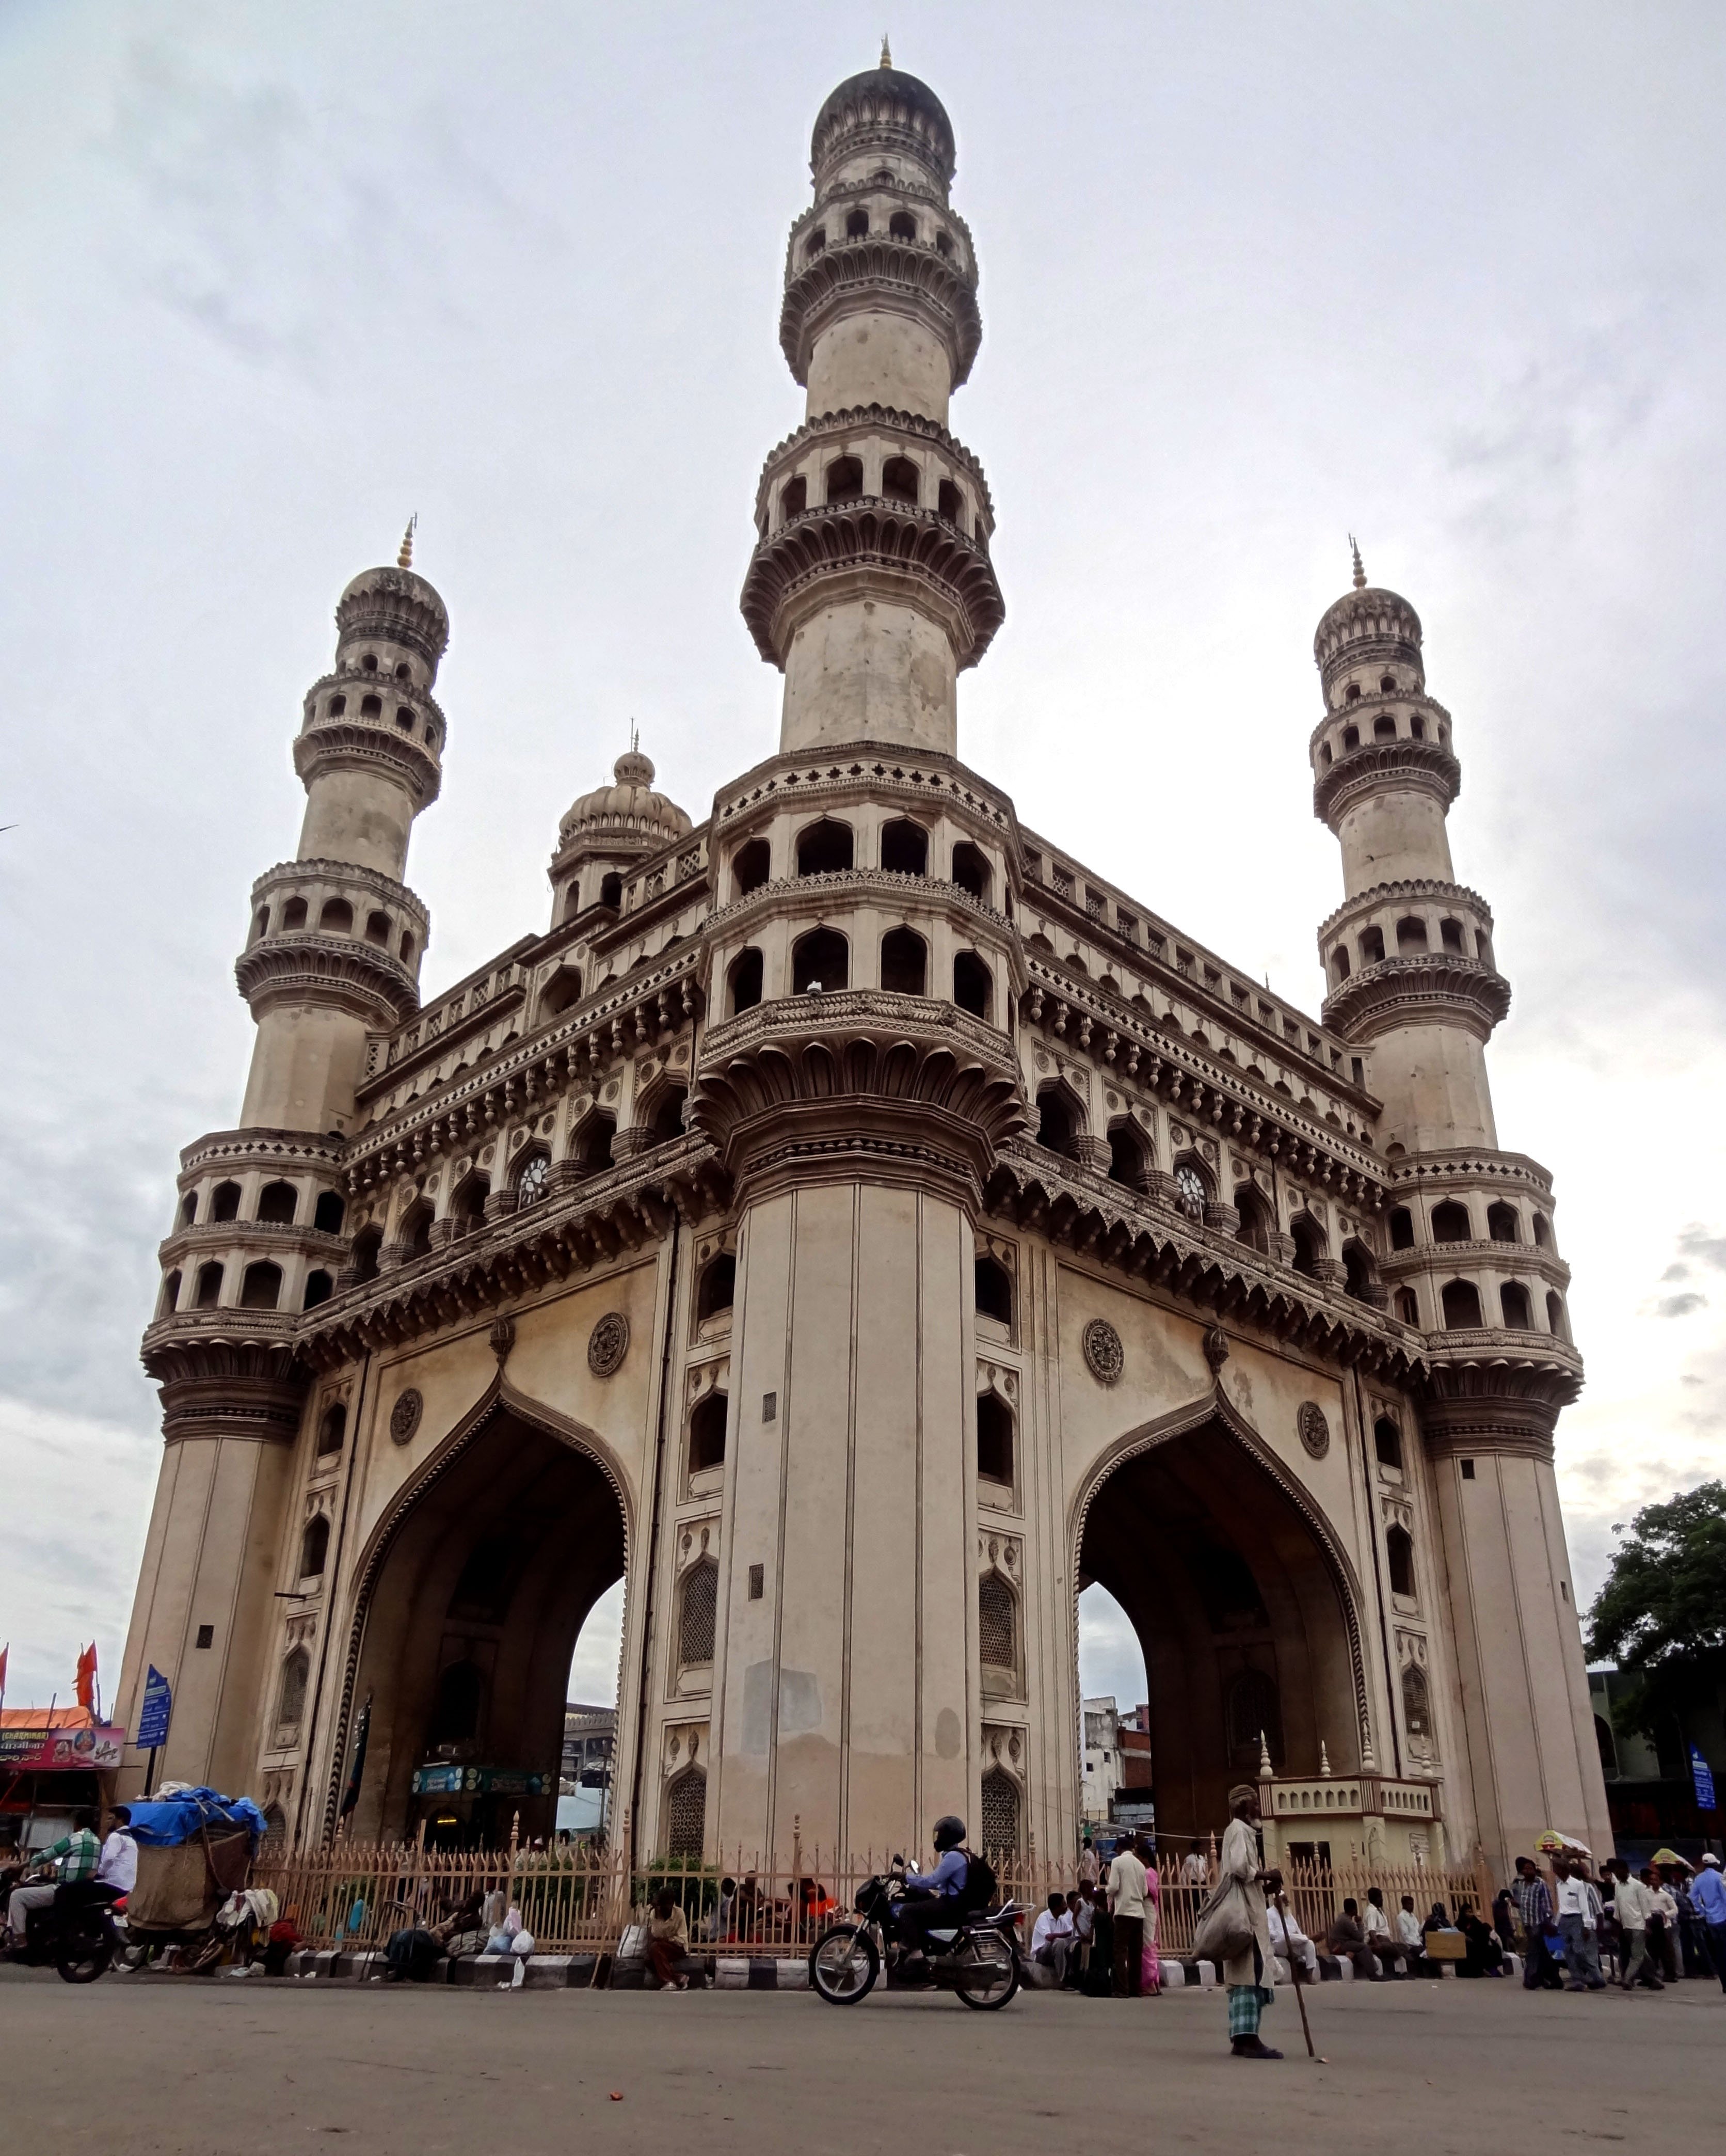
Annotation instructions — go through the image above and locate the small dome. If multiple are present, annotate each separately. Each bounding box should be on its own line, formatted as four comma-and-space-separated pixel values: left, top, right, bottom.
1314, 574, 1424, 700
811, 66, 956, 184
335, 562, 450, 670
554, 749, 693, 860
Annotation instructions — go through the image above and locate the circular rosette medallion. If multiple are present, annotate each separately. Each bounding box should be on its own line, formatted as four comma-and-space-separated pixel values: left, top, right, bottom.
588, 1311, 630, 1377
1081, 1317, 1124, 1386
1297, 1401, 1330, 1459
389, 1388, 423, 1446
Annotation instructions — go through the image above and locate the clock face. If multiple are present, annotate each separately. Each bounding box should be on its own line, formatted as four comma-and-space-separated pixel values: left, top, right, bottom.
1174, 1162, 1207, 1220
517, 1153, 550, 1207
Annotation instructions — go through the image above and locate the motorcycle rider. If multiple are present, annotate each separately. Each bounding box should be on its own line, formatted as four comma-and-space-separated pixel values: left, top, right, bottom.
893, 1815, 975, 1959
6, 1806, 102, 1953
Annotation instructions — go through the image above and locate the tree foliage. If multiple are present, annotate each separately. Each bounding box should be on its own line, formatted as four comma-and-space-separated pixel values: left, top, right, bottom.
1587, 1480, 1726, 1741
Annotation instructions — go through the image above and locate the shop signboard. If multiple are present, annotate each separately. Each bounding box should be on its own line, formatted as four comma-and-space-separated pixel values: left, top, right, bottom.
0, 1723, 126, 1771
411, 1765, 548, 1797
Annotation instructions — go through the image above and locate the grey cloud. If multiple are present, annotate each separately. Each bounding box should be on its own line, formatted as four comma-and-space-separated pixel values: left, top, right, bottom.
1653, 1291, 1707, 1318
1675, 1226, 1726, 1271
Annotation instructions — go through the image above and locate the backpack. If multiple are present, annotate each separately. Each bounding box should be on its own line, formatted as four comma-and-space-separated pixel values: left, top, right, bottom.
957, 1848, 998, 1914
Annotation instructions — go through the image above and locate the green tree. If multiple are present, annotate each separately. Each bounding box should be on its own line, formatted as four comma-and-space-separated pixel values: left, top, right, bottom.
1586, 1480, 1726, 1746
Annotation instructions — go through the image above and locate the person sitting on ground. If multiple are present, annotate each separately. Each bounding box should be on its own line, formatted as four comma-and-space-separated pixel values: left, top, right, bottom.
1328, 1897, 1380, 1980
647, 1887, 692, 1990
1456, 1903, 1506, 1977
1266, 1897, 1319, 1983
1030, 1891, 1075, 1987
382, 1887, 487, 1982
1363, 1886, 1402, 1975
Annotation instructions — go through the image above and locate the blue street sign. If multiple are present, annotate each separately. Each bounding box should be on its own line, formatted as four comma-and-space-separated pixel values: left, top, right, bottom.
1692, 1745, 1717, 1813
137, 1666, 172, 1749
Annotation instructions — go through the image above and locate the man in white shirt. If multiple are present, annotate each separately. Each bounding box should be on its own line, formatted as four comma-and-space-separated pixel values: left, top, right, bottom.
1180, 1848, 1209, 1887
1107, 1837, 1151, 1998
1552, 1858, 1605, 1990
1394, 1895, 1430, 1974
1608, 1860, 1661, 1991
1077, 1839, 1100, 1891
95, 1806, 139, 1897
1030, 1892, 1074, 1987
1362, 1886, 1401, 1974
1266, 1898, 1319, 1981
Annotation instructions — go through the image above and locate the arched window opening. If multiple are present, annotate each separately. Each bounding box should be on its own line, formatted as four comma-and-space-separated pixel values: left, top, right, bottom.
1440, 916, 1466, 953
1343, 724, 1361, 750
646, 1085, 687, 1146
449, 1172, 489, 1236
1532, 1212, 1552, 1249
697, 1253, 736, 1322
541, 964, 584, 1018
936, 478, 965, 527
282, 897, 308, 931
350, 1227, 381, 1285
1388, 1206, 1414, 1250
952, 950, 992, 1020
365, 910, 391, 946
880, 818, 928, 876
1373, 714, 1396, 741
1546, 1290, 1568, 1339
258, 1179, 297, 1225
360, 654, 378, 673
1321, 742, 1334, 766
733, 838, 771, 897
599, 871, 623, 910
211, 1180, 242, 1223
360, 693, 382, 718
881, 455, 919, 504
1107, 1119, 1148, 1190
950, 841, 989, 901
562, 882, 582, 923
1343, 1239, 1376, 1302
1396, 916, 1429, 954
429, 1660, 484, 1747
394, 662, 411, 680
180, 1192, 198, 1226
240, 1260, 282, 1310
279, 1648, 309, 1726
976, 1394, 1014, 1483
1501, 1280, 1533, 1329
781, 474, 807, 520
679, 1559, 718, 1664
1234, 1185, 1272, 1255
804, 227, 826, 258
1595, 1713, 1618, 1775
1410, 714, 1427, 739
1374, 1416, 1403, 1471
1402, 1663, 1431, 1740
1035, 1087, 1076, 1156
399, 931, 415, 964
1487, 1202, 1520, 1243
1441, 1278, 1483, 1329
1379, 675, 1397, 693
665, 1768, 707, 1860
881, 925, 928, 995
792, 926, 849, 993
394, 705, 414, 732
1226, 1669, 1282, 1769
1386, 1524, 1416, 1598
1395, 1287, 1419, 1325
796, 818, 853, 876
194, 1261, 223, 1309
399, 1201, 434, 1262
327, 694, 347, 718
571, 1113, 616, 1177
319, 897, 354, 935
514, 1149, 551, 1207
980, 1767, 1020, 1854
888, 209, 917, 240
825, 454, 864, 502
299, 1514, 330, 1579
1331, 944, 1350, 980
1359, 924, 1385, 964
317, 1404, 346, 1456
979, 1572, 1017, 1669
974, 1255, 1013, 1327
1289, 1215, 1325, 1278
1431, 1200, 1471, 1243
1477, 932, 1495, 969
302, 1270, 333, 1310
158, 1271, 181, 1318
689, 1394, 728, 1474
253, 906, 270, 941
844, 208, 869, 238
728, 947, 764, 1014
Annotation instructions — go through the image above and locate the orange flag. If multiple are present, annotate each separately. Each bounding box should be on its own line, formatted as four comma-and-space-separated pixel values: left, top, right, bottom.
75, 1642, 97, 1711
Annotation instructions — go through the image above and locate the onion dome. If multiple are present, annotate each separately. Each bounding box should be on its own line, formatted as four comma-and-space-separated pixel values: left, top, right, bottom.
553, 749, 692, 866
1313, 540, 1424, 704
811, 59, 956, 189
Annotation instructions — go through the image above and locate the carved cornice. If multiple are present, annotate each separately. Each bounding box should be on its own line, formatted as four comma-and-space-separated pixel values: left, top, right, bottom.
1417, 1338, 1585, 1455
1307, 690, 1452, 757
142, 1324, 309, 1442
780, 235, 981, 388
249, 859, 430, 937
1322, 955, 1510, 1044
754, 404, 994, 525
705, 868, 1013, 944
740, 498, 1004, 671
300, 670, 447, 736
1313, 739, 1461, 829
714, 747, 1015, 841
1386, 1148, 1555, 1196
158, 1221, 348, 1269
293, 717, 441, 813
177, 1128, 348, 1176
1317, 878, 1494, 944
1380, 1240, 1571, 1289
235, 934, 420, 1026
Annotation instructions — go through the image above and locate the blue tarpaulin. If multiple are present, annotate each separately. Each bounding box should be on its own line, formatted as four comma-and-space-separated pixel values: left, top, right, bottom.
126, 1787, 268, 1847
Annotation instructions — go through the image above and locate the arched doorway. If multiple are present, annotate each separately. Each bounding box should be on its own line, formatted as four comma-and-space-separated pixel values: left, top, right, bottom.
338, 1394, 628, 1847
1076, 1409, 1365, 1856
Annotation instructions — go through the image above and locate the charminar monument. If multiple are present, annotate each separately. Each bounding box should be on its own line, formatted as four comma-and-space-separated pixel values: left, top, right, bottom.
116, 57, 1611, 1875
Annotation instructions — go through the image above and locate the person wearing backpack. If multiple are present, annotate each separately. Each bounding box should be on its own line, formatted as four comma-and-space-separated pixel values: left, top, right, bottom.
894, 1815, 984, 1957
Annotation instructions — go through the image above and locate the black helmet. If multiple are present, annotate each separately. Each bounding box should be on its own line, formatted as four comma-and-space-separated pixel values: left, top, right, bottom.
933, 1815, 966, 1852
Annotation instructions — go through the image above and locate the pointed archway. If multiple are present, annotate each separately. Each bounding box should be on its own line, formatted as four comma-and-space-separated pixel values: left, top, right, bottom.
1074, 1398, 1368, 1856
328, 1384, 629, 1845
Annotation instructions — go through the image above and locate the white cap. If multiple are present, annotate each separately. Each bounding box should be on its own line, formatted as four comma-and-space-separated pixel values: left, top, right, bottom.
1701, 1852, 1722, 1867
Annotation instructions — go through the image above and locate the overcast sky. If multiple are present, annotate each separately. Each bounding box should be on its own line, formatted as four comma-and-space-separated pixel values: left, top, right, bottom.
3, 1, 1722, 1715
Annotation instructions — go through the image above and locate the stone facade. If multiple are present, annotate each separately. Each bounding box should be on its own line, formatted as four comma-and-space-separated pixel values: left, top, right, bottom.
115, 61, 1611, 1876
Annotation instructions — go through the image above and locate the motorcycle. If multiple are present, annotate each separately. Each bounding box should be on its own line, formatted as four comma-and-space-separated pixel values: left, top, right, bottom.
809, 1861, 1022, 2009
19, 1880, 127, 1984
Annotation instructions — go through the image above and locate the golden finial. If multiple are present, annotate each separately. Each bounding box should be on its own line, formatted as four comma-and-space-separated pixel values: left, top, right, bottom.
880, 34, 892, 68
1349, 533, 1366, 590
398, 514, 418, 570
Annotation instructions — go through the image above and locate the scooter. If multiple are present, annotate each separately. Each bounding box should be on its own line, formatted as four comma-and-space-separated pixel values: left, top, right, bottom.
809, 1861, 1022, 2009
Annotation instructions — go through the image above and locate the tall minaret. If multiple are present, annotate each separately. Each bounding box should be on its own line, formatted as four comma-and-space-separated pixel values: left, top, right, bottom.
115, 537, 447, 1799
740, 52, 1004, 754
1308, 549, 1611, 1863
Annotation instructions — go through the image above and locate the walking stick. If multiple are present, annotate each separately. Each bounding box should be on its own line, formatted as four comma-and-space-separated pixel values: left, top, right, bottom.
1275, 1891, 1318, 2060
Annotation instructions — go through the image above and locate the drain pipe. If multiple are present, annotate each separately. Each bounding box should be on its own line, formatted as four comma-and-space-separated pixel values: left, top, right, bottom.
626, 1205, 682, 1874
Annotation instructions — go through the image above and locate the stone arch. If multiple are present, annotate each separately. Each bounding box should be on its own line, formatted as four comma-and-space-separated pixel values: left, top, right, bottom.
1071, 1390, 1372, 1848
1033, 1076, 1085, 1157
326, 1378, 632, 1845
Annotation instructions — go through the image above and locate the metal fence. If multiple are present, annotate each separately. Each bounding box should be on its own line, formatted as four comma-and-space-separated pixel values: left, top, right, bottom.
255, 1837, 1496, 1962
